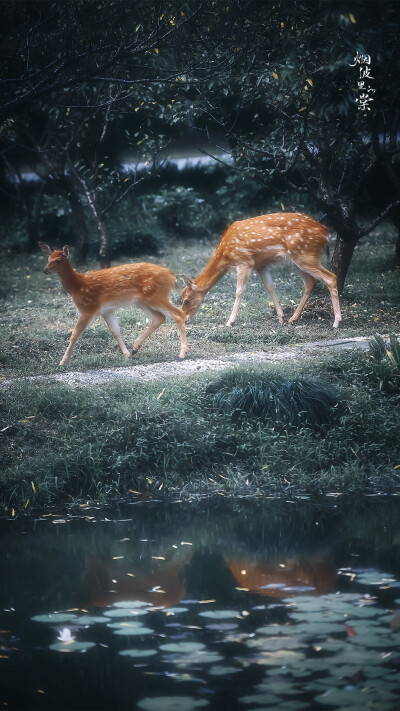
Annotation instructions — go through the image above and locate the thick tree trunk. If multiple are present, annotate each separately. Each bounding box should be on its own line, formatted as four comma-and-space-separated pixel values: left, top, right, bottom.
22, 183, 44, 251
330, 234, 358, 295
67, 183, 89, 263
94, 207, 111, 268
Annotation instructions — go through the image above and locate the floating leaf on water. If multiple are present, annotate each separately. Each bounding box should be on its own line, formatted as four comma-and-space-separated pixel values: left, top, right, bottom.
119, 649, 157, 658
287, 621, 345, 635
246, 636, 306, 651
32, 613, 78, 624
314, 688, 376, 706
208, 665, 240, 676
174, 652, 224, 666
75, 616, 111, 625
113, 626, 154, 636
355, 571, 396, 586
49, 641, 96, 653
160, 642, 206, 653
257, 625, 291, 635
163, 607, 189, 614
205, 623, 238, 631
137, 696, 209, 711
239, 693, 281, 706
107, 621, 145, 630
105, 608, 148, 618
252, 649, 306, 666
198, 610, 239, 619
112, 600, 150, 609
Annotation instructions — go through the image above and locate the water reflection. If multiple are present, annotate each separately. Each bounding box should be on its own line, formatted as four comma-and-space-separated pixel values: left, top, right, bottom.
0, 498, 400, 710
77, 551, 191, 609
225, 556, 336, 597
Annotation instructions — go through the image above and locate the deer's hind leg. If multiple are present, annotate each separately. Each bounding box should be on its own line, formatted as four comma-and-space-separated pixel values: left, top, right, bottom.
288, 269, 317, 324
132, 308, 166, 355
257, 266, 284, 323
101, 309, 130, 359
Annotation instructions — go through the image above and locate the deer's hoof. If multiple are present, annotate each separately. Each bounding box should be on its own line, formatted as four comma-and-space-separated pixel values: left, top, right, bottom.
132, 348, 139, 355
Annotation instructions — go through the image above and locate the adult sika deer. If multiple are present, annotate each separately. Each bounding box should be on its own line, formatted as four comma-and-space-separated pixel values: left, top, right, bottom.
182, 213, 341, 328
38, 243, 188, 365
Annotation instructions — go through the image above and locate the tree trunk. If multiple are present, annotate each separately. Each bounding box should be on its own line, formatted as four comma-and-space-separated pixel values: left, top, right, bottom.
96, 210, 111, 268
67, 182, 89, 263
26, 182, 45, 251
396, 232, 400, 267
330, 234, 358, 295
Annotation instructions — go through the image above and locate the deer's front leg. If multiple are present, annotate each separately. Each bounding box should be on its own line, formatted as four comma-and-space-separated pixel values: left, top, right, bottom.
226, 264, 251, 326
60, 313, 93, 366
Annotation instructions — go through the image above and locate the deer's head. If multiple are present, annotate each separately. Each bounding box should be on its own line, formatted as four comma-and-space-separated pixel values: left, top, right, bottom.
38, 242, 70, 274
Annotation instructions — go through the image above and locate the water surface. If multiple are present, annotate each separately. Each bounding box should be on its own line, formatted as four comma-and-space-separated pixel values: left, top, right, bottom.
1, 497, 400, 710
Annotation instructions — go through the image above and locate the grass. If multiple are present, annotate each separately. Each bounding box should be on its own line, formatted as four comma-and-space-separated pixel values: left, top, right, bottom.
0, 225, 399, 511
1, 347, 399, 512
0, 224, 399, 378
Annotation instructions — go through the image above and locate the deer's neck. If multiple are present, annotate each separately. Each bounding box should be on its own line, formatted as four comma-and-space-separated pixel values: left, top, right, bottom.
194, 253, 228, 293
58, 262, 84, 296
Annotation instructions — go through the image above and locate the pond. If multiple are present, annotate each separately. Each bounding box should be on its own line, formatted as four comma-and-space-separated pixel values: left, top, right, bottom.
1, 496, 400, 710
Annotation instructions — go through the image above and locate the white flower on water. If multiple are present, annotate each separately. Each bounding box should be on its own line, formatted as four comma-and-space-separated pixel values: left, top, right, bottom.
57, 627, 75, 643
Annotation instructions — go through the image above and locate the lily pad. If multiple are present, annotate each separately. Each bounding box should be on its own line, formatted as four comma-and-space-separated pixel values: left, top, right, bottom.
160, 642, 206, 653
105, 608, 148, 618
239, 693, 281, 706
355, 571, 396, 586
289, 621, 346, 635
163, 607, 189, 614
205, 623, 238, 631
198, 610, 239, 620
49, 640, 96, 653
314, 688, 375, 706
208, 665, 240, 676
107, 621, 145, 630
174, 652, 224, 665
137, 696, 209, 711
253, 649, 306, 666
257, 625, 292, 635
112, 600, 150, 608
119, 649, 157, 658
113, 626, 154, 636
32, 612, 78, 623
75, 616, 111, 625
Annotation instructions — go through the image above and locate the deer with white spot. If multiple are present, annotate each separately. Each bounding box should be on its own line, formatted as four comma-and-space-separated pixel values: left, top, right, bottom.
182, 212, 341, 328
38, 242, 188, 365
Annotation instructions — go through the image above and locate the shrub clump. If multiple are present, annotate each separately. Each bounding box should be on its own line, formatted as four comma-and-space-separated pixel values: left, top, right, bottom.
367, 334, 400, 394
208, 372, 340, 428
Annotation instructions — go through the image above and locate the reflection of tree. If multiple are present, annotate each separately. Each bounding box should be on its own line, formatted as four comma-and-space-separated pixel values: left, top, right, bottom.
75, 551, 191, 609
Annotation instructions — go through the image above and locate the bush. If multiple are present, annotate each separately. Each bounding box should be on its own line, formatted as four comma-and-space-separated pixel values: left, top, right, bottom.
368, 333, 400, 394
207, 370, 340, 428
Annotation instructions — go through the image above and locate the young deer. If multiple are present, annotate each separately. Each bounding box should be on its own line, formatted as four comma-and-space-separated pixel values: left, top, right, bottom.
182, 212, 341, 328
38, 243, 188, 365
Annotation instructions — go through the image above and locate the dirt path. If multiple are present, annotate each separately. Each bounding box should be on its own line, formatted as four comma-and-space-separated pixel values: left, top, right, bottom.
1, 336, 373, 388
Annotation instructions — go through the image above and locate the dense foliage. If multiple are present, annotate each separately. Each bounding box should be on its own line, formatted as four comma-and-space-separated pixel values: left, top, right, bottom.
1, 0, 399, 287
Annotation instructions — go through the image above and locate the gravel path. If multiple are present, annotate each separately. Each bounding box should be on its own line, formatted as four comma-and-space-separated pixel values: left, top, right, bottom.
1, 336, 372, 389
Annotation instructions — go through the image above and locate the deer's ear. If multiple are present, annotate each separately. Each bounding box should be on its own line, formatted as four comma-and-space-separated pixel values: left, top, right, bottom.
182, 275, 197, 291
62, 245, 70, 258
38, 242, 53, 256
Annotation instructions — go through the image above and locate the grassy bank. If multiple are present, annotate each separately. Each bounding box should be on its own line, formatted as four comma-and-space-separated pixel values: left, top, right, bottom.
1, 344, 399, 512
0, 226, 399, 378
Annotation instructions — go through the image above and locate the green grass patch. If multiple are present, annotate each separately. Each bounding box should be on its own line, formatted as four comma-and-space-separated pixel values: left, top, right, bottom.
1, 346, 399, 512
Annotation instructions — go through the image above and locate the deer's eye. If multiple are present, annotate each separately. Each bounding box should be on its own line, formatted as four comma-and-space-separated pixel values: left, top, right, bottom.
183, 299, 190, 305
